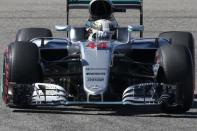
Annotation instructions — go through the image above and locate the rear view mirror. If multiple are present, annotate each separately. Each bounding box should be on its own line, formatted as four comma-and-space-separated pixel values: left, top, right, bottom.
55, 25, 71, 31
128, 25, 144, 32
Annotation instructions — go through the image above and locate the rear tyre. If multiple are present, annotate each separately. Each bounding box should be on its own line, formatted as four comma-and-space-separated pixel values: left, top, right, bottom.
2, 42, 42, 107
16, 28, 52, 42
156, 45, 194, 113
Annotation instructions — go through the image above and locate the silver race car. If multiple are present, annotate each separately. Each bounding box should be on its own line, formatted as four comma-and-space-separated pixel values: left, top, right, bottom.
1, 0, 195, 113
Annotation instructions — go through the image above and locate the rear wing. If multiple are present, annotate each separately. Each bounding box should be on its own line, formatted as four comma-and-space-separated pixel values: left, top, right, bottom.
66, 0, 143, 37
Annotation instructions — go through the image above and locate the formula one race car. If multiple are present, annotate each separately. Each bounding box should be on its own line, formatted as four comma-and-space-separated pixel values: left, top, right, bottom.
1, 0, 195, 113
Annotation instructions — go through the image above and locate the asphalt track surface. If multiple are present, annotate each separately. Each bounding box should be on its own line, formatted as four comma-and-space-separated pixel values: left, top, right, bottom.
0, 0, 197, 131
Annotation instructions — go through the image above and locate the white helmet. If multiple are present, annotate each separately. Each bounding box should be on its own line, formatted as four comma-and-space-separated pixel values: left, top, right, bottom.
87, 19, 118, 41
92, 19, 117, 32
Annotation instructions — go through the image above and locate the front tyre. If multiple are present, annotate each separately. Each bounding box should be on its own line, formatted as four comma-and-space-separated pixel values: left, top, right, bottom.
2, 42, 42, 107
156, 45, 194, 113
159, 31, 194, 59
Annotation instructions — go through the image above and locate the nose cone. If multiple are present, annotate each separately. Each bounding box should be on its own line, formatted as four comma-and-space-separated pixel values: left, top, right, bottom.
89, 0, 113, 19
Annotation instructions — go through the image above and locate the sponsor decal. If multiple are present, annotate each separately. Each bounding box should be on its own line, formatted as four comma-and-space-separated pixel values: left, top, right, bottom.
86, 68, 107, 70
86, 42, 109, 49
97, 42, 108, 49
87, 77, 104, 82
86, 42, 96, 49
86, 72, 106, 75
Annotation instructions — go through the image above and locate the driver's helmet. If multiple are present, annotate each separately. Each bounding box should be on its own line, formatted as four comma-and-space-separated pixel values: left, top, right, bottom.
86, 19, 118, 41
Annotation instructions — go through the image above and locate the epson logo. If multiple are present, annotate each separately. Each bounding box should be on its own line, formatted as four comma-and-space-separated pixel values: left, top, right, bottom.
87, 77, 104, 82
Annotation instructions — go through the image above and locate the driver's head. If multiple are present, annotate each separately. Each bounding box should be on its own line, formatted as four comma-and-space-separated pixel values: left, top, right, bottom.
91, 19, 117, 32
87, 19, 118, 41
89, 0, 113, 19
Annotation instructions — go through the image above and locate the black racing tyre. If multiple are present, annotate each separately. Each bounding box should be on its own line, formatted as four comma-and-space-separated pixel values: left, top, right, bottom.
2, 42, 42, 106
16, 28, 52, 42
156, 45, 194, 113
159, 31, 194, 59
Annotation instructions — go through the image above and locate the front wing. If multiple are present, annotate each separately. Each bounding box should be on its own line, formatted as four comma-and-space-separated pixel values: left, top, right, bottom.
7, 82, 166, 107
